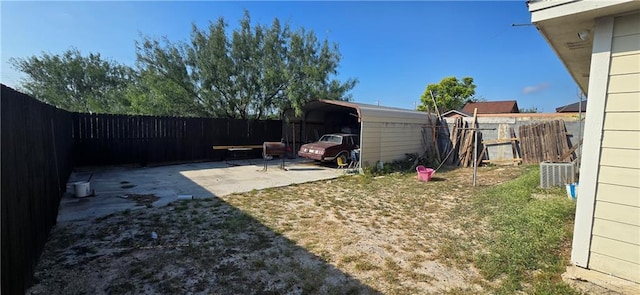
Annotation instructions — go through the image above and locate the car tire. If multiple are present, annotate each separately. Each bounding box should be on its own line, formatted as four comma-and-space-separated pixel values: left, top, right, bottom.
336, 152, 349, 167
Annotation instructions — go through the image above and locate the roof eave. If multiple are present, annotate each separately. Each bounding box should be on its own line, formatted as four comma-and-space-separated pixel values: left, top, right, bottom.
529, 0, 640, 96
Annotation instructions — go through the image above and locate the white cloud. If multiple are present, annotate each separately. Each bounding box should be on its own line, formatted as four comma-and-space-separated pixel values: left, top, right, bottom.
522, 83, 549, 95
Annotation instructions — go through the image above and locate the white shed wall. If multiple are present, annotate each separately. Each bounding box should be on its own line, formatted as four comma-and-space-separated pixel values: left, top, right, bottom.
357, 106, 435, 167
360, 121, 428, 167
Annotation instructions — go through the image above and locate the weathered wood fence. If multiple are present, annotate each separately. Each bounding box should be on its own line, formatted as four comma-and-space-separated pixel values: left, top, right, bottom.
519, 120, 576, 164
1, 85, 74, 294
71, 114, 282, 166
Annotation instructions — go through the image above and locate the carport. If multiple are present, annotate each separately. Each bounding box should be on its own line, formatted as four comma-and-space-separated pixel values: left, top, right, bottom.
287, 100, 435, 168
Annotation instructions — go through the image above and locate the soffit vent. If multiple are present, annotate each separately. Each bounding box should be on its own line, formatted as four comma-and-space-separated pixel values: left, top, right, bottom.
565, 41, 590, 50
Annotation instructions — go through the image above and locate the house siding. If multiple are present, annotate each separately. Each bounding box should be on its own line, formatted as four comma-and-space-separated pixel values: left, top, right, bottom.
589, 12, 640, 283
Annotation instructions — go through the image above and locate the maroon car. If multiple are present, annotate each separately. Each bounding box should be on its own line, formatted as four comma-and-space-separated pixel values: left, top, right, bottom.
298, 133, 359, 165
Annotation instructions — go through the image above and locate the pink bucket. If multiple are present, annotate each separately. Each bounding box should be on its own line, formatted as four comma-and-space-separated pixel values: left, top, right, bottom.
416, 165, 435, 182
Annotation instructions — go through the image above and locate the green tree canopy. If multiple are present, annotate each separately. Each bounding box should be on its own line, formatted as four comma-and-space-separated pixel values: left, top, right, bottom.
418, 76, 477, 113
135, 11, 357, 119
9, 48, 134, 113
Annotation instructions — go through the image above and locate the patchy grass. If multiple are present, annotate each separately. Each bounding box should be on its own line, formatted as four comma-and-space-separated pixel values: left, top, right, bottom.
470, 166, 578, 294
28, 164, 580, 294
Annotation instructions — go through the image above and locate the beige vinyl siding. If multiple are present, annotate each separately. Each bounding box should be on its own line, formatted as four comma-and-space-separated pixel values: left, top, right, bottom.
591, 236, 639, 265
589, 253, 640, 281
613, 11, 640, 36
607, 73, 640, 93
592, 219, 640, 246
360, 122, 381, 167
601, 130, 640, 149
599, 148, 640, 169
604, 93, 640, 112
609, 55, 640, 75
597, 183, 640, 207
603, 112, 640, 130
611, 34, 640, 56
597, 166, 640, 187
593, 201, 640, 226
589, 12, 640, 283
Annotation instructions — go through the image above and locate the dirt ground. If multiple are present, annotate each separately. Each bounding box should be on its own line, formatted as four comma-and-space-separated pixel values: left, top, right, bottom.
29, 165, 529, 294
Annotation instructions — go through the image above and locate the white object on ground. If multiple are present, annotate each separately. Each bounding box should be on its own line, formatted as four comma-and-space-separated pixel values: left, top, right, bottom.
177, 195, 193, 200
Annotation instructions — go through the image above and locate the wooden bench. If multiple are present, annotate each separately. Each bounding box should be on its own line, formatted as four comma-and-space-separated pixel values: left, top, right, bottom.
212, 145, 263, 160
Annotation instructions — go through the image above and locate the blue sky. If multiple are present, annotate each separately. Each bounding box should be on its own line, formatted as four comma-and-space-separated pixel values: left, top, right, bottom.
1, 1, 581, 112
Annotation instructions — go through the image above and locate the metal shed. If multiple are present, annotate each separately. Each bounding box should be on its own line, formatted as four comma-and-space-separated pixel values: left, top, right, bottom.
288, 100, 435, 168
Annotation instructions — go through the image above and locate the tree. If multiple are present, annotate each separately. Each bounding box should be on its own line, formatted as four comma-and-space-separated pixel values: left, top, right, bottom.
519, 106, 540, 113
9, 48, 134, 113
135, 10, 357, 119
418, 76, 477, 113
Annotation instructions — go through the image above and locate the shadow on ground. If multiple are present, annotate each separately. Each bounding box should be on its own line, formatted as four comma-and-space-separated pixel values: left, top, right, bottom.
29, 160, 380, 294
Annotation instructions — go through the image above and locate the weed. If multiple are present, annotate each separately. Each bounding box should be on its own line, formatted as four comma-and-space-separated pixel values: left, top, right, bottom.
471, 166, 576, 293
221, 212, 253, 232
298, 266, 325, 294
408, 271, 435, 283
353, 260, 378, 272
435, 233, 473, 267
531, 272, 580, 295
252, 258, 266, 269
174, 202, 188, 212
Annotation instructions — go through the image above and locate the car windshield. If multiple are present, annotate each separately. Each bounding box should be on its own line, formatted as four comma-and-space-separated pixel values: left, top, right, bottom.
318, 135, 342, 144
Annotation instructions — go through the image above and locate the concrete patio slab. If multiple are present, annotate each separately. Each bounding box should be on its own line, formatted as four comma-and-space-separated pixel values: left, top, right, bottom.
59, 158, 346, 222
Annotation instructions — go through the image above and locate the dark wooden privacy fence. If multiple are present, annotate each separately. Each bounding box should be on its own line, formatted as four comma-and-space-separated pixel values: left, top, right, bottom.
1, 84, 74, 294
71, 114, 282, 166
2, 84, 283, 293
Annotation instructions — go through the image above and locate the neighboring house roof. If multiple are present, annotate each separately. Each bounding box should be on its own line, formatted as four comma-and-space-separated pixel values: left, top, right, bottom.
441, 110, 470, 117
556, 101, 587, 113
461, 100, 519, 114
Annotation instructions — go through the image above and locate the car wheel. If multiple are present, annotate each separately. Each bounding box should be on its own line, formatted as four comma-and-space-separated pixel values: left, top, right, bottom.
336, 153, 349, 168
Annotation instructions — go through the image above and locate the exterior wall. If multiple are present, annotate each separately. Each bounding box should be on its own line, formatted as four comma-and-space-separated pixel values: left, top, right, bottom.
360, 121, 430, 167
588, 12, 640, 282
360, 121, 381, 166
357, 105, 433, 168
359, 112, 434, 167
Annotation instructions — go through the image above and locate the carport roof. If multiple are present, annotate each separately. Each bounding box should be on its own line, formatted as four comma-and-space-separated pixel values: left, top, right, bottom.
304, 100, 430, 124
